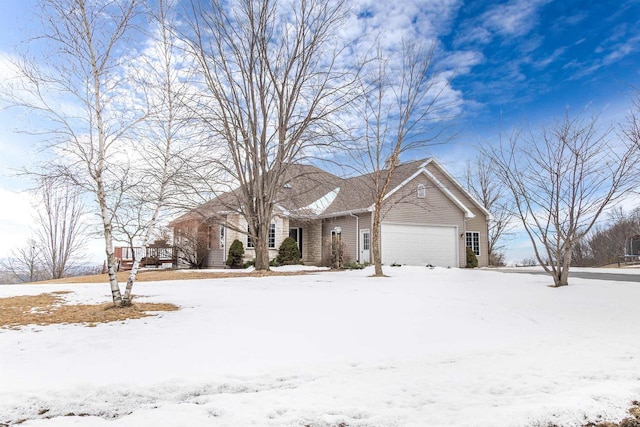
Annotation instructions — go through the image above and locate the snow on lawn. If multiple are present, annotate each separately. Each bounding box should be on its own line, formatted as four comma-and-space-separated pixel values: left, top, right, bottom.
176, 265, 330, 274
500, 265, 640, 275
1, 267, 639, 426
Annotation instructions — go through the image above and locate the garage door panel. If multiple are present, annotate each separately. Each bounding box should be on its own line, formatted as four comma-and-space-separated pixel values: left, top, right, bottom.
381, 224, 457, 267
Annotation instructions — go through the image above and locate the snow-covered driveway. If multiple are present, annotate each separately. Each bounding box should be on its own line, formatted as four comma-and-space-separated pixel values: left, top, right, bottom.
1, 267, 639, 426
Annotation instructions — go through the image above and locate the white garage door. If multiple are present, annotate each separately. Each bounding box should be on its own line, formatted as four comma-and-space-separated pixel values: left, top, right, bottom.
381, 224, 458, 267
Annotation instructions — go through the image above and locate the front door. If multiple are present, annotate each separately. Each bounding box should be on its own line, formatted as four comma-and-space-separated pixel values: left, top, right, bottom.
359, 229, 370, 263
289, 228, 303, 257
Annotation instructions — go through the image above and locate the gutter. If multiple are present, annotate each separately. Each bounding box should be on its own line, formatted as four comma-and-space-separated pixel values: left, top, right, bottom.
316, 208, 370, 220
349, 212, 360, 263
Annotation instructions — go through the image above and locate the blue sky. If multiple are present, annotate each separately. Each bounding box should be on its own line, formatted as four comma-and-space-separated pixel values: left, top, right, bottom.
1, 0, 639, 264
444, 0, 640, 136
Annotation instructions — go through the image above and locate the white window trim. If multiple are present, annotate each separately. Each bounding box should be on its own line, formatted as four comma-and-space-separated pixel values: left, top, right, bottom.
361, 228, 371, 251
466, 231, 480, 256
417, 183, 426, 199
247, 223, 276, 249
269, 223, 276, 249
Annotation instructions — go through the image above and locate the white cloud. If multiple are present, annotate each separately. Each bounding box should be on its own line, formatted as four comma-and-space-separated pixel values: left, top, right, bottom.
454, 0, 550, 47
603, 33, 640, 65
483, 0, 550, 38
0, 188, 35, 258
441, 50, 485, 75
343, 0, 462, 51
533, 46, 567, 69
0, 188, 33, 226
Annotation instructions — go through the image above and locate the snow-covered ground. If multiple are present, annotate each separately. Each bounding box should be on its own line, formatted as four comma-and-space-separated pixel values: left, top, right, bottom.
500, 265, 640, 274
1, 267, 639, 426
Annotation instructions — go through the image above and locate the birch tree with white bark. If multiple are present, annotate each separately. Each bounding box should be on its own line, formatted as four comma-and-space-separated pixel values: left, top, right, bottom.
111, 0, 198, 298
4, 0, 144, 305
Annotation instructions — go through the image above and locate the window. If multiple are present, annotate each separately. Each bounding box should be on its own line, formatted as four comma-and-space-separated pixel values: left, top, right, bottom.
362, 231, 370, 251
219, 225, 225, 249
247, 223, 276, 248
269, 223, 276, 248
247, 226, 254, 248
207, 225, 213, 250
466, 232, 480, 256
417, 183, 426, 198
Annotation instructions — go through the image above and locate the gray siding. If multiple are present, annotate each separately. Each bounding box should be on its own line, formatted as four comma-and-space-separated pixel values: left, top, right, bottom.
358, 212, 372, 231
206, 248, 225, 268
425, 163, 490, 267
319, 212, 373, 264
322, 215, 359, 264
382, 173, 466, 267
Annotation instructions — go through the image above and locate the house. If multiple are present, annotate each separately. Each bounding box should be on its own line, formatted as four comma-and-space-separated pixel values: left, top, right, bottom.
169, 158, 491, 268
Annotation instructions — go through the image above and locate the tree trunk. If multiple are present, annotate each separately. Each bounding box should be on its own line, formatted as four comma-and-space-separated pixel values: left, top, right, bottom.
551, 249, 572, 287
122, 259, 140, 306
254, 236, 270, 270
100, 187, 123, 305
552, 269, 570, 287
105, 247, 123, 305
372, 206, 383, 276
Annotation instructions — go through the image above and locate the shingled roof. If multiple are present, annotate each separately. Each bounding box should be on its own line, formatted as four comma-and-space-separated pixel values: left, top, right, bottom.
170, 157, 488, 224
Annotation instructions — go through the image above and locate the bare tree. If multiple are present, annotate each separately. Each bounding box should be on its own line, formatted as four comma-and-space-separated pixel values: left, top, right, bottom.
0, 239, 43, 283
353, 41, 454, 276
35, 177, 88, 279
622, 95, 640, 150
182, 0, 357, 270
112, 0, 197, 299
3, 0, 195, 305
573, 207, 640, 266
464, 154, 515, 265
486, 112, 638, 287
2, 0, 145, 305
173, 224, 209, 268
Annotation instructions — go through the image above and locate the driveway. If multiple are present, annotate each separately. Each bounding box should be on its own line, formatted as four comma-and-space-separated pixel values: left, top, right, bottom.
491, 268, 640, 282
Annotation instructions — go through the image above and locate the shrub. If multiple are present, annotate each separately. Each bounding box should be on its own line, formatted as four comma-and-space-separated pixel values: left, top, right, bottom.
466, 247, 478, 268
243, 259, 255, 268
226, 239, 245, 268
276, 237, 301, 265
342, 262, 365, 270
489, 251, 506, 267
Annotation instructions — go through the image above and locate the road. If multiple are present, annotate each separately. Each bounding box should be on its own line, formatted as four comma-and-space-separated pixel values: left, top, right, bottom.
492, 269, 640, 282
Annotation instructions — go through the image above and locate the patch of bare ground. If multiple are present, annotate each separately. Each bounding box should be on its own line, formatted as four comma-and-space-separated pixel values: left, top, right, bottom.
0, 292, 179, 329
31, 268, 318, 285
538, 402, 640, 427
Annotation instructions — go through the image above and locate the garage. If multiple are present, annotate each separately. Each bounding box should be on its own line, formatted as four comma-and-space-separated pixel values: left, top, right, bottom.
381, 223, 458, 267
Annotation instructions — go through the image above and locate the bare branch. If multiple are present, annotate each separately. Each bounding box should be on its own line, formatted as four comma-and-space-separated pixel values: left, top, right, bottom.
485, 111, 639, 286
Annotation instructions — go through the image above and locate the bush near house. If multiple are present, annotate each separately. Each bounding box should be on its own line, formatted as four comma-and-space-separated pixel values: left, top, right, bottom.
466, 247, 478, 268
276, 237, 301, 265
226, 239, 245, 269
321, 239, 349, 269
343, 262, 366, 270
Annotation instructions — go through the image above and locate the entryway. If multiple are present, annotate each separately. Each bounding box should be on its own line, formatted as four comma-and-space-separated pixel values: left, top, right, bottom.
359, 229, 370, 263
